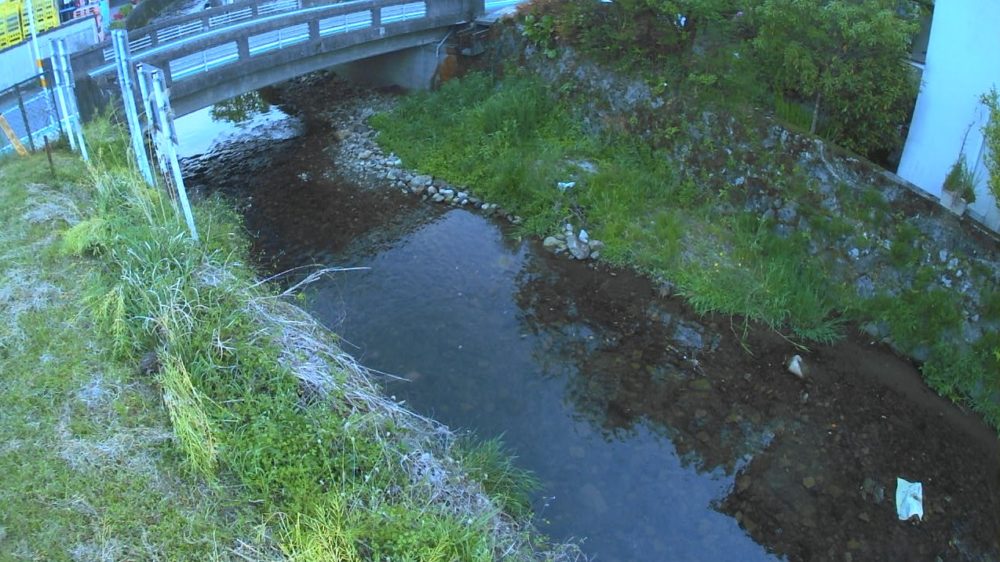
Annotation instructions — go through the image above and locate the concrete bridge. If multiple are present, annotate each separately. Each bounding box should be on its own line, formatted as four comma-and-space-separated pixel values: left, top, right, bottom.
70, 0, 521, 117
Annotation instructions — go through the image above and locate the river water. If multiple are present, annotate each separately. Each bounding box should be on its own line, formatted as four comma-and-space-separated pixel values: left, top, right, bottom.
178, 84, 1000, 561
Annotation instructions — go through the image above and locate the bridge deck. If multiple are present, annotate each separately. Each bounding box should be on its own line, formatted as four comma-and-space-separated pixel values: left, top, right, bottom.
70, 0, 490, 115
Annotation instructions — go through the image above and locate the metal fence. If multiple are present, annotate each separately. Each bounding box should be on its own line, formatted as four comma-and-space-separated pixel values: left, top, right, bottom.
0, 72, 62, 156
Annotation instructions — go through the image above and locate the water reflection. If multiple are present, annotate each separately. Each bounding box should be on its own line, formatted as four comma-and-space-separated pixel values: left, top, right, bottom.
175, 91, 299, 159
210, 91, 272, 123
513, 256, 781, 476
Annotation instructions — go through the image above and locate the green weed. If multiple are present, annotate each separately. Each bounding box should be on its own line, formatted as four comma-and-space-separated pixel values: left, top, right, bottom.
456, 436, 541, 522
889, 222, 923, 268
866, 285, 963, 350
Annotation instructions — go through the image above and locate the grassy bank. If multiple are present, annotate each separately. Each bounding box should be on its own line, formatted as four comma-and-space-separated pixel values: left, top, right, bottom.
371, 71, 1000, 431
0, 123, 568, 560
0, 144, 262, 559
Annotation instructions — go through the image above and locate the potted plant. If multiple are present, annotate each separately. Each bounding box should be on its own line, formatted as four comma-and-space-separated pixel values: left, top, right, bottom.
942, 155, 976, 215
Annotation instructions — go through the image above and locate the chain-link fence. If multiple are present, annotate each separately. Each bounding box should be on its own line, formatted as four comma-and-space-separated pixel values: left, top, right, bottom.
0, 71, 62, 156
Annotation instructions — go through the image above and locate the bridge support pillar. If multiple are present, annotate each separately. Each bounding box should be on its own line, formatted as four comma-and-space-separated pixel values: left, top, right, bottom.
332, 36, 448, 91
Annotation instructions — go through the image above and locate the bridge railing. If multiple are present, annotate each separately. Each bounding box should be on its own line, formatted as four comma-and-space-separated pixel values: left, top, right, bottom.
71, 0, 484, 78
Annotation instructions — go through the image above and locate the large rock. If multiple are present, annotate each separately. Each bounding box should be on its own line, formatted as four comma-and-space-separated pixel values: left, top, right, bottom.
565, 233, 590, 260
544, 236, 568, 252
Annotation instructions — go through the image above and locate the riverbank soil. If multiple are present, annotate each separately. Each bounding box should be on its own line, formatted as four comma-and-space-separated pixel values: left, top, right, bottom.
182, 73, 1000, 561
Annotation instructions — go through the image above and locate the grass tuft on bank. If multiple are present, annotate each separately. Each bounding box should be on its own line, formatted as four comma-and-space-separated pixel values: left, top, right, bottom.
0, 121, 572, 560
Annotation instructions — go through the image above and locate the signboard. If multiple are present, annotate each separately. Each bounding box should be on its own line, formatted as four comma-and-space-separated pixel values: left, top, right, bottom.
70, 0, 106, 39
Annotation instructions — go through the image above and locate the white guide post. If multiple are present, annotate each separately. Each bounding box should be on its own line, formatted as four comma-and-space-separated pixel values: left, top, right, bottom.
49, 38, 77, 152
138, 63, 199, 242
54, 39, 89, 161
112, 29, 155, 185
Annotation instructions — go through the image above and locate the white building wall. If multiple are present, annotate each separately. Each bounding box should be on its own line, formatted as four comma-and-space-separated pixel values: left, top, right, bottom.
897, 0, 1000, 231
0, 17, 99, 91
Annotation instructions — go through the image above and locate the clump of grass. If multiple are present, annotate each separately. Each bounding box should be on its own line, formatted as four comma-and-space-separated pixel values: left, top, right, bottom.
943, 155, 977, 203
673, 214, 845, 343
456, 436, 541, 522
867, 284, 964, 350
888, 222, 923, 268
923, 336, 1000, 430
277, 501, 361, 562
159, 352, 218, 477
60, 217, 109, 255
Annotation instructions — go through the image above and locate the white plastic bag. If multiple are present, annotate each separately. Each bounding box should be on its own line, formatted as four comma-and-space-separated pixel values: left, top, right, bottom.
895, 477, 923, 521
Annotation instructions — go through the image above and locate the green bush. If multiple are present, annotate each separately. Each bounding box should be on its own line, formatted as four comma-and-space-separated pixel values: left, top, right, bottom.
749, 0, 919, 156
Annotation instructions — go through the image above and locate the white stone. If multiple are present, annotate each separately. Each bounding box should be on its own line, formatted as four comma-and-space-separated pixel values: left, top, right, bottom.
787, 355, 806, 379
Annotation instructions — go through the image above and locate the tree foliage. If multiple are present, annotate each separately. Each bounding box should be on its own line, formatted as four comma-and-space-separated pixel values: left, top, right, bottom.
539, 0, 742, 67
749, 0, 919, 155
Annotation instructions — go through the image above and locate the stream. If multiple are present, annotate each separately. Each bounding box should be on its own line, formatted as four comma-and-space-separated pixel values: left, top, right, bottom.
178, 81, 1000, 561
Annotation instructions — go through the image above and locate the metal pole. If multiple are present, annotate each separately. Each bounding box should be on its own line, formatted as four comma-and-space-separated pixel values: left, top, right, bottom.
146, 66, 198, 242
135, 62, 155, 135
48, 77, 63, 137
13, 82, 36, 152
48, 40, 76, 151
44, 135, 55, 177
112, 29, 155, 185
24, 0, 56, 118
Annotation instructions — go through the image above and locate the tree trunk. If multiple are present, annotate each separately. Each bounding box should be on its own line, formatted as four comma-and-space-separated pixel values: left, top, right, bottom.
810, 91, 821, 135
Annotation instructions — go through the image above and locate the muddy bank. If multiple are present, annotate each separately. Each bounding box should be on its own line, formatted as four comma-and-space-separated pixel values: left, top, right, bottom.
181, 73, 1000, 561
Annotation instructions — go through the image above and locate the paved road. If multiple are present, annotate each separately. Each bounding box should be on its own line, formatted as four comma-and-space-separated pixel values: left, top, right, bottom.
0, 86, 60, 155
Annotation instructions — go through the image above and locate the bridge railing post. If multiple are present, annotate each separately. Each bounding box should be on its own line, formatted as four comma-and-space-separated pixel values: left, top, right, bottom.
236, 35, 250, 59
199, 12, 212, 33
